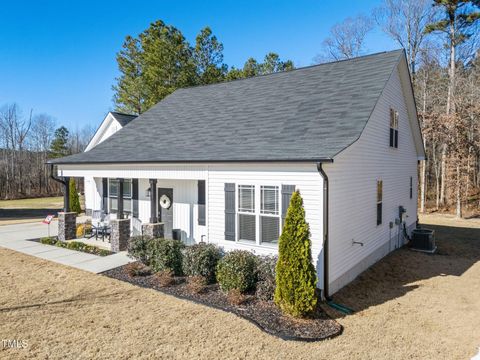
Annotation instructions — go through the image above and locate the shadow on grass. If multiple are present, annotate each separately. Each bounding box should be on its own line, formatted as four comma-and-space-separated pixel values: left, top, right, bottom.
0, 289, 138, 312
0, 208, 61, 221
329, 223, 480, 317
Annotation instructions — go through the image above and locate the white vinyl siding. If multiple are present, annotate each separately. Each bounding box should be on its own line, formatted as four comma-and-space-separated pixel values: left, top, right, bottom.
324, 65, 419, 294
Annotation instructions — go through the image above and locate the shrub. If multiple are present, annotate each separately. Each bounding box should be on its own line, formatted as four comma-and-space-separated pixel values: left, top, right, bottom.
40, 237, 57, 245
227, 289, 247, 306
65, 241, 110, 256
148, 238, 184, 275
154, 269, 175, 287
69, 178, 81, 214
186, 275, 207, 294
255, 255, 278, 301
274, 191, 317, 318
216, 250, 257, 293
182, 243, 222, 284
128, 236, 152, 265
126, 262, 152, 277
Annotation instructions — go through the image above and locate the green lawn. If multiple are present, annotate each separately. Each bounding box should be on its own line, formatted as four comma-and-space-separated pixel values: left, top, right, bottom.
0, 196, 64, 209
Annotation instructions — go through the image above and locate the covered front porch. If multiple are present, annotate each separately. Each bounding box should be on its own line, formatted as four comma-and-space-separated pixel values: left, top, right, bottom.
53, 164, 207, 252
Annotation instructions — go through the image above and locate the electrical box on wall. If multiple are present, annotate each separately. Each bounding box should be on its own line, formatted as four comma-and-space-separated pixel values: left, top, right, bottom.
399, 206, 407, 222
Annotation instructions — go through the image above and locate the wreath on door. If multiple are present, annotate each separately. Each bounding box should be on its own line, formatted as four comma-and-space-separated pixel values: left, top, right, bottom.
159, 194, 172, 209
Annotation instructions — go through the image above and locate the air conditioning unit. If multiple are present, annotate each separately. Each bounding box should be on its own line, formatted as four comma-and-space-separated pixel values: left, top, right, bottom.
410, 228, 436, 254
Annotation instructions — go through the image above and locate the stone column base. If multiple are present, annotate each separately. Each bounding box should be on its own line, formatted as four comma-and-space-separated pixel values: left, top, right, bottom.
111, 218, 130, 252
58, 212, 77, 241
142, 223, 164, 239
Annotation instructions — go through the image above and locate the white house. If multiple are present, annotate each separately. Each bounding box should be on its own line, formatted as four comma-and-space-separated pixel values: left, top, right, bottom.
49, 50, 425, 297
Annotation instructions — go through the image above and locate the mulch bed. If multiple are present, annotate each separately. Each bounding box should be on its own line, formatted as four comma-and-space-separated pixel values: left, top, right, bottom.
102, 263, 343, 341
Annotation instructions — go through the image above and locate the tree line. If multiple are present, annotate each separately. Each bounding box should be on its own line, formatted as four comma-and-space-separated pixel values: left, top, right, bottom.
313, 0, 479, 217
0, 103, 94, 199
113, 21, 294, 114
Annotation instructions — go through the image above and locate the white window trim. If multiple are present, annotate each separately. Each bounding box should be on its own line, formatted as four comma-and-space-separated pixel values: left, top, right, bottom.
235, 183, 283, 246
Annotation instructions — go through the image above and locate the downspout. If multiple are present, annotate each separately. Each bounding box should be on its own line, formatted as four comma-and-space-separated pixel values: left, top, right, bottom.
317, 161, 355, 315
316, 162, 330, 300
49, 164, 70, 212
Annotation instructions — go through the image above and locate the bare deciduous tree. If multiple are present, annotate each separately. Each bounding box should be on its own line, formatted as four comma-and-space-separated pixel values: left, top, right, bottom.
315, 15, 373, 62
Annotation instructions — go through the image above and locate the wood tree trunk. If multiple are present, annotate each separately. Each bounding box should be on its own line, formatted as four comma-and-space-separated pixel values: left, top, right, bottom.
440, 144, 447, 206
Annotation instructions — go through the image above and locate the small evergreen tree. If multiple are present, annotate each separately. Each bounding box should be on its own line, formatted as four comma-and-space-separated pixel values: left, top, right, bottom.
69, 178, 81, 214
274, 191, 317, 317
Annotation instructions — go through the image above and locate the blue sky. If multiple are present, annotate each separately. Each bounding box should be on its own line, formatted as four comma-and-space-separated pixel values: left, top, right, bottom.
0, 0, 397, 130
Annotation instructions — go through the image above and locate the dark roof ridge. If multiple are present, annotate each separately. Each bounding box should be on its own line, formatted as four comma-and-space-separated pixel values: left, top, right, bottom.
174, 49, 405, 92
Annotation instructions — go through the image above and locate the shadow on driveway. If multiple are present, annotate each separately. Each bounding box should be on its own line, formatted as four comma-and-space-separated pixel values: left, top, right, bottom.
0, 208, 61, 221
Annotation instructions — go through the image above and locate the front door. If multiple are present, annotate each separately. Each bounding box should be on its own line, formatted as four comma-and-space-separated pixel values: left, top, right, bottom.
158, 188, 173, 238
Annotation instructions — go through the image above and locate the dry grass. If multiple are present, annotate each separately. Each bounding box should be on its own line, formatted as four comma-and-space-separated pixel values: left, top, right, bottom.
0, 214, 479, 359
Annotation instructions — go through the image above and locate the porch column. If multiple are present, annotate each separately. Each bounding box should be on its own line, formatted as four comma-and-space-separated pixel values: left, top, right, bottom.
149, 179, 158, 223
111, 218, 130, 252
63, 176, 70, 212
118, 178, 124, 220
58, 212, 76, 241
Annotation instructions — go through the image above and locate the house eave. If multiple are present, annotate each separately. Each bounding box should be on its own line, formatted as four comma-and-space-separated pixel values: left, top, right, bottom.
48, 158, 335, 166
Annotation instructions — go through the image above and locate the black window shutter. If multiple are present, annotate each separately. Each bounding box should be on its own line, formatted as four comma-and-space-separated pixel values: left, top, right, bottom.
281, 185, 296, 225
198, 180, 206, 226
224, 183, 235, 241
102, 178, 108, 212
132, 179, 139, 218
394, 129, 398, 148
389, 128, 394, 147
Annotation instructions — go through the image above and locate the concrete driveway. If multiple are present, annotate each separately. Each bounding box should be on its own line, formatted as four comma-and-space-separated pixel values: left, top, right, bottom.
0, 221, 132, 273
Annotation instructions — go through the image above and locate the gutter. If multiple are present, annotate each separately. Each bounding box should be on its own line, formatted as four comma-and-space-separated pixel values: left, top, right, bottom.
317, 161, 331, 300
49, 164, 70, 212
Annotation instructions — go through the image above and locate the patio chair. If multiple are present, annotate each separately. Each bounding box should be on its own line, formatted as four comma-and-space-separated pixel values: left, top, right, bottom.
88, 210, 105, 239
91, 213, 111, 242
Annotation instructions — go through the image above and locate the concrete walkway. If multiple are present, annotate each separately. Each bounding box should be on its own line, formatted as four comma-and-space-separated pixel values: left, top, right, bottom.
0, 222, 133, 273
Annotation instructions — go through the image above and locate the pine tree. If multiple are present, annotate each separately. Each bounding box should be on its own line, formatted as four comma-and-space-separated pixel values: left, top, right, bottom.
49, 126, 70, 158
69, 178, 81, 214
274, 191, 317, 317
193, 27, 227, 85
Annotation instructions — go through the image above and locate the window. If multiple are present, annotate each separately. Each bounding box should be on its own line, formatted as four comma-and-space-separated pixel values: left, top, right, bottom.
260, 186, 280, 244
198, 180, 206, 226
109, 179, 119, 212
410, 177, 413, 199
238, 185, 256, 241
108, 178, 132, 214
389, 108, 399, 148
377, 180, 383, 226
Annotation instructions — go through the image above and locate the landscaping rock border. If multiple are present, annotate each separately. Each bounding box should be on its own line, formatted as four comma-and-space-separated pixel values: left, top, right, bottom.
102, 263, 343, 342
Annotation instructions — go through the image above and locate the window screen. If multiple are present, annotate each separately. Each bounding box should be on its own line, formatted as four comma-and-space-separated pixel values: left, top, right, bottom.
238, 185, 256, 241
260, 186, 280, 243
238, 185, 255, 212
261, 186, 279, 215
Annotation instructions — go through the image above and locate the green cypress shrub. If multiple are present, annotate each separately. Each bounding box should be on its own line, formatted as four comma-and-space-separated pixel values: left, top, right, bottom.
274, 190, 317, 317
69, 178, 81, 214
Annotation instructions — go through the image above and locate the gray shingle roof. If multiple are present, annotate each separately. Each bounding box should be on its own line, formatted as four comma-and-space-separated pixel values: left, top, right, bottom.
50, 50, 404, 165
110, 112, 137, 127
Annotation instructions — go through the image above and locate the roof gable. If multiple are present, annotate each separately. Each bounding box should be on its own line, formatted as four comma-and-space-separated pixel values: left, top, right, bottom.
52, 50, 406, 164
